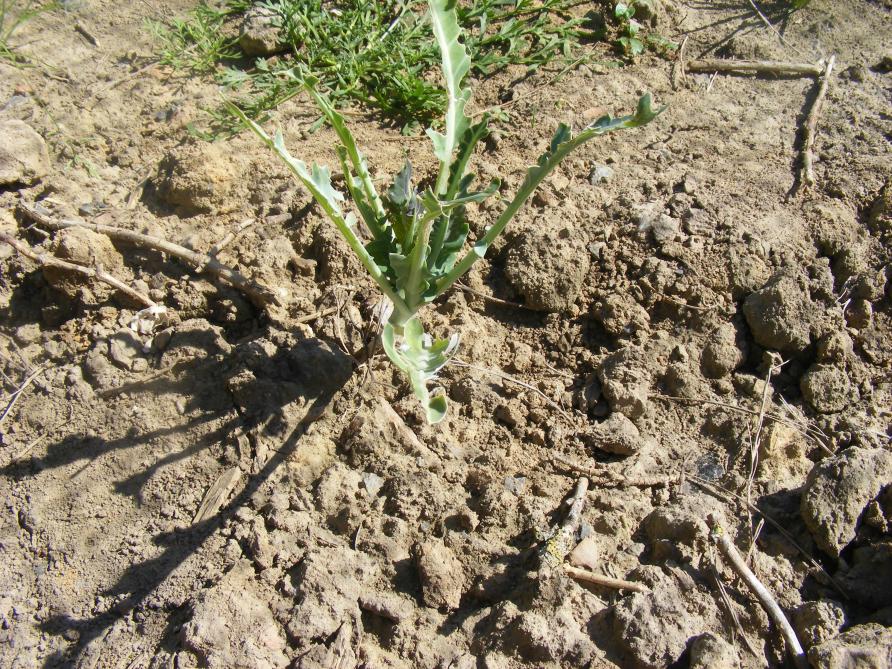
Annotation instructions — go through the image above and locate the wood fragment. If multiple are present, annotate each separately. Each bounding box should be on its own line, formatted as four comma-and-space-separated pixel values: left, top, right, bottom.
564, 564, 649, 594
539, 477, 589, 572
192, 467, 243, 524
551, 453, 668, 489
707, 515, 808, 669
686, 59, 822, 78
195, 218, 255, 273
74, 23, 100, 47
17, 201, 281, 308
1, 232, 157, 308
799, 55, 836, 192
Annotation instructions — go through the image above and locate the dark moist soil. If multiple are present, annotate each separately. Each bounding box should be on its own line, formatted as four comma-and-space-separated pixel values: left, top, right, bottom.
1, 1, 891, 668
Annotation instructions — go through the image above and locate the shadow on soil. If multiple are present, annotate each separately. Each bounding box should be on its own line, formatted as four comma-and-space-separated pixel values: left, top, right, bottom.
1, 331, 354, 668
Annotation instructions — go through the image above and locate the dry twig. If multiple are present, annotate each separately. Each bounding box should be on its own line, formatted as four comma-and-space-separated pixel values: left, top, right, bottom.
1, 231, 156, 308
707, 515, 808, 669
539, 477, 589, 572
686, 59, 822, 78
799, 55, 836, 192
17, 201, 280, 307
564, 564, 648, 593
552, 452, 668, 489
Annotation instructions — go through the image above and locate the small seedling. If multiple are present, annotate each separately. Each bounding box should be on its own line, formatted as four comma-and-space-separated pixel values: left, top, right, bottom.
234, 0, 662, 422
614, 2, 644, 56
0, 0, 55, 63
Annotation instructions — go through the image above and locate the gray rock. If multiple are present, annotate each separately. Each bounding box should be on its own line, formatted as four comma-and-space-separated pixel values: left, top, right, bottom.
801, 447, 892, 556
589, 164, 614, 184
743, 272, 815, 352
239, 6, 287, 56
800, 364, 857, 414
807, 623, 892, 669
108, 329, 144, 370
0, 119, 50, 185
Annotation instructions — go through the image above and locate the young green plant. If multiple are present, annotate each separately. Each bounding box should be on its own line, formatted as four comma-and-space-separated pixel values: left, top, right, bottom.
233, 0, 662, 423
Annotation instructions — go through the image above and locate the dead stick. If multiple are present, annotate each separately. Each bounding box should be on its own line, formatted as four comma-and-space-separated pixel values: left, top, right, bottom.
1, 232, 156, 308
196, 218, 255, 273
799, 55, 836, 190
564, 565, 649, 594
707, 515, 808, 669
686, 59, 822, 77
17, 201, 280, 307
539, 477, 589, 571
294, 306, 339, 324
552, 453, 668, 489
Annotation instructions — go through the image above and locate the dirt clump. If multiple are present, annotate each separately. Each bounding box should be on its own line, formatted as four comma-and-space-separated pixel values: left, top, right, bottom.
503, 223, 591, 312
181, 560, 290, 669
416, 538, 465, 610
154, 141, 243, 215
807, 623, 892, 669
800, 363, 859, 414
742, 271, 818, 352
800, 447, 892, 557
0, 119, 50, 185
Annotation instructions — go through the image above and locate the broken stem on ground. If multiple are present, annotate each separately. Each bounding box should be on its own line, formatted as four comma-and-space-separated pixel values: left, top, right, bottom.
685, 59, 822, 77
799, 55, 836, 192
707, 515, 808, 669
539, 477, 589, 572
0, 231, 157, 308
564, 565, 648, 593
16, 201, 280, 308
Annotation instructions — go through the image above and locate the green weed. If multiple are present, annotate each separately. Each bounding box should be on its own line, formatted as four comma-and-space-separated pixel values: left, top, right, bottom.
153, 0, 595, 136
233, 0, 662, 422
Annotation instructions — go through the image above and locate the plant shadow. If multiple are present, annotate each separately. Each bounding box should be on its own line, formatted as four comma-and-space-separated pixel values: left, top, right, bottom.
0, 327, 354, 668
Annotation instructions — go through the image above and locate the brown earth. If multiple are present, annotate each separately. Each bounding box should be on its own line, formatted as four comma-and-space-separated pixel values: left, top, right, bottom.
1, 1, 891, 668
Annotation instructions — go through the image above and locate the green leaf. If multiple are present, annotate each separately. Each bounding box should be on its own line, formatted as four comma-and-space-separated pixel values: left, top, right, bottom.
383, 159, 419, 248
300, 72, 388, 240
437, 94, 664, 295
446, 117, 490, 201
381, 317, 458, 424
427, 0, 472, 194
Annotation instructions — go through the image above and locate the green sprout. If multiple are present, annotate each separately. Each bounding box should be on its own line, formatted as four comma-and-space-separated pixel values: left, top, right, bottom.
233, 0, 662, 423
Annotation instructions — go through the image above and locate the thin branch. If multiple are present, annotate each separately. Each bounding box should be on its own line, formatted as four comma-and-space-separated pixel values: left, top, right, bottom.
552, 452, 668, 489
707, 515, 808, 669
564, 564, 648, 593
798, 55, 836, 192
539, 477, 589, 572
686, 59, 822, 78
16, 201, 281, 307
1, 232, 156, 308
